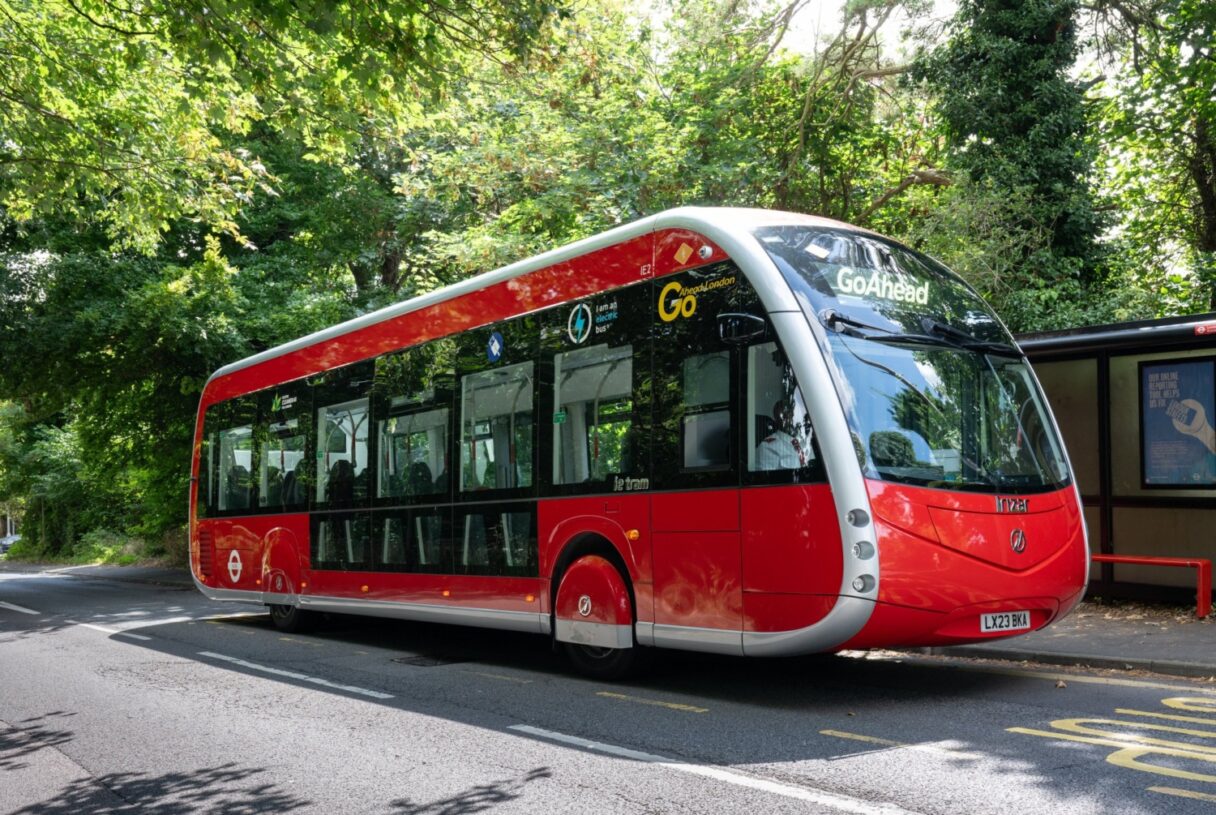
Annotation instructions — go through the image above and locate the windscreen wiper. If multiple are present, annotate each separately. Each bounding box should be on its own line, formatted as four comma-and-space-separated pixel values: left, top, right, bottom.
819, 309, 893, 337
920, 317, 1020, 357
820, 309, 966, 349
821, 309, 1021, 356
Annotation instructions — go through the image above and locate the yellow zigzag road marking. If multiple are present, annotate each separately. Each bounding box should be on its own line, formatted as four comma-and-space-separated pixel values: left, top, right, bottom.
1011, 697, 1216, 785
1149, 786, 1216, 802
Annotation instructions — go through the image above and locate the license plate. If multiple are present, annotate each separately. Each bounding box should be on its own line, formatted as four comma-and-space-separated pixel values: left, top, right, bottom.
980, 610, 1031, 633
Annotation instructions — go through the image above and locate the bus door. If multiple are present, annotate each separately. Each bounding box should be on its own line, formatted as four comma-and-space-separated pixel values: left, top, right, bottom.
649, 264, 756, 640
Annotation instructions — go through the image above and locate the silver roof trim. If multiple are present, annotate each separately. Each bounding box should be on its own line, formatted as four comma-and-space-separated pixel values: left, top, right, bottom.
204, 207, 858, 387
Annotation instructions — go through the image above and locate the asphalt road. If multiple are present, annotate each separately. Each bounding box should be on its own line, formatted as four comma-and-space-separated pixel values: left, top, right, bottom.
2, 570, 1215, 814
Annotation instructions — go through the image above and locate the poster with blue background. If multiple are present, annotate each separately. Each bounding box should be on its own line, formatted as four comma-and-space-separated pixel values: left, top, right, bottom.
1141, 359, 1216, 487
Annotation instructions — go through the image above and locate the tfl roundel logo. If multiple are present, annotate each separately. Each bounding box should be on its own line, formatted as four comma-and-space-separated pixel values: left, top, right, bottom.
567, 303, 592, 344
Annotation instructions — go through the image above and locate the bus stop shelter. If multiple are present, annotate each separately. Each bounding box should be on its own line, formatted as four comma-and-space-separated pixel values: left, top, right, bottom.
1019, 313, 1216, 605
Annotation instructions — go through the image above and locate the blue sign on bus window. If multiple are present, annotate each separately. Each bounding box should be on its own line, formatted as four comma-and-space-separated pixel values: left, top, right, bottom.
487, 331, 504, 363
1141, 359, 1216, 487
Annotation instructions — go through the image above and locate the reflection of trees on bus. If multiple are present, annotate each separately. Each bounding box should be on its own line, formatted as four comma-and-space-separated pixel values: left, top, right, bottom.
871, 345, 1067, 490
374, 338, 456, 499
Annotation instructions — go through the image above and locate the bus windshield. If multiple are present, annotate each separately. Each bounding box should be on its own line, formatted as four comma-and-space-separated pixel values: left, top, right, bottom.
754, 225, 1071, 494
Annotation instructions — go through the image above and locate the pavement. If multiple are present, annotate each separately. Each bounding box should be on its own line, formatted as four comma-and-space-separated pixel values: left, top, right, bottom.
927, 600, 1216, 679
3, 559, 1214, 680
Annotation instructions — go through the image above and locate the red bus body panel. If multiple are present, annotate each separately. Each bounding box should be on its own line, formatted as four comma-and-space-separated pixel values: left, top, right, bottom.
841, 480, 1087, 649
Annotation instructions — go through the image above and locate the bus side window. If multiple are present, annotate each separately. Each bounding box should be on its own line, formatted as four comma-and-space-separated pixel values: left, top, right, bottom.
552, 343, 633, 485
311, 512, 370, 570
258, 386, 309, 511
198, 406, 217, 518
214, 396, 257, 513
373, 339, 455, 506
452, 318, 538, 577
540, 282, 650, 496
682, 351, 731, 470
459, 361, 534, 492
745, 341, 822, 482
456, 317, 537, 497
312, 362, 374, 510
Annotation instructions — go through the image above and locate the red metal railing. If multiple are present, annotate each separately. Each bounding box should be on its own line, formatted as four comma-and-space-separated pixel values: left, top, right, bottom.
1091, 554, 1212, 618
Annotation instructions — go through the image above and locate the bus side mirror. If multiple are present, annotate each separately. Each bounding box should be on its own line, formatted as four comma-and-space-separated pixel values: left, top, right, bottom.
718, 313, 767, 345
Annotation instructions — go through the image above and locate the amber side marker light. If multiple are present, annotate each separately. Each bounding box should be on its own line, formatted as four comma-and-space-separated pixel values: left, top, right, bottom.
526, 594, 535, 603
442, 589, 451, 597
361, 585, 369, 593
626, 529, 640, 541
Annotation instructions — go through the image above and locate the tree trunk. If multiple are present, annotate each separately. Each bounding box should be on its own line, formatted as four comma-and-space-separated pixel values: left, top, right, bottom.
1188, 116, 1216, 309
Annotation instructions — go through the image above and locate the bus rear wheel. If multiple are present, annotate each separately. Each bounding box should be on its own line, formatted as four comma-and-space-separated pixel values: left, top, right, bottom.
268, 603, 319, 633
553, 551, 646, 680
563, 641, 644, 680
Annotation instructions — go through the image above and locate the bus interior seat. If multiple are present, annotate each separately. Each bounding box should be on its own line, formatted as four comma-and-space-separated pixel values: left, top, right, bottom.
328, 460, 354, 504
226, 465, 251, 508
385, 472, 406, 498
408, 462, 433, 496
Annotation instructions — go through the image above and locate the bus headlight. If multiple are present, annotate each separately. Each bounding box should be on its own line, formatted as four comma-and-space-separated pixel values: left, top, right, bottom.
851, 541, 874, 560
852, 574, 875, 593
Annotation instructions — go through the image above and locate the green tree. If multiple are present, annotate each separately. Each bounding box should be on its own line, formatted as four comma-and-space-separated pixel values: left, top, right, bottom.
913, 0, 1107, 329
1090, 0, 1216, 311
0, 0, 563, 252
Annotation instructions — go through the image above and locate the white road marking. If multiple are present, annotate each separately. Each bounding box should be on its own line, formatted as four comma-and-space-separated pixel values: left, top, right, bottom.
117, 631, 152, 641
0, 601, 39, 615
65, 620, 150, 641
197, 651, 395, 700
509, 724, 921, 815
820, 729, 985, 761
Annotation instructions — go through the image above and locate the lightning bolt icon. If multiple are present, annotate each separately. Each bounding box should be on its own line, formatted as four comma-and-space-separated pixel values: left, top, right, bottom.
574, 307, 586, 338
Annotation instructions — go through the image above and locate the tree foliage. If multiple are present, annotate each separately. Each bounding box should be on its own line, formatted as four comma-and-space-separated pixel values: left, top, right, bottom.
912, 0, 1108, 327
0, 0, 563, 252
1089, 0, 1216, 311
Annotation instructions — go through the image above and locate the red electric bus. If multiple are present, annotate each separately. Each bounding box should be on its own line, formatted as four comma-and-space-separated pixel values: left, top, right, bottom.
189, 207, 1089, 677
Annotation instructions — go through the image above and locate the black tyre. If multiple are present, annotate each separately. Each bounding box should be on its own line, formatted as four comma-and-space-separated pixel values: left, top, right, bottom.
563, 642, 647, 680
268, 603, 319, 633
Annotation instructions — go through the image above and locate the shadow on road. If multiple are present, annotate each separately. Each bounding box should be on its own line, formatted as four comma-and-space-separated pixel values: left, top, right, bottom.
8, 762, 311, 814
0, 711, 77, 771
389, 767, 551, 815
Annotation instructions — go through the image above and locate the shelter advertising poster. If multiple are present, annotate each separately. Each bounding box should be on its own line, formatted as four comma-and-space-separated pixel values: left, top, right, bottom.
1140, 359, 1216, 487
